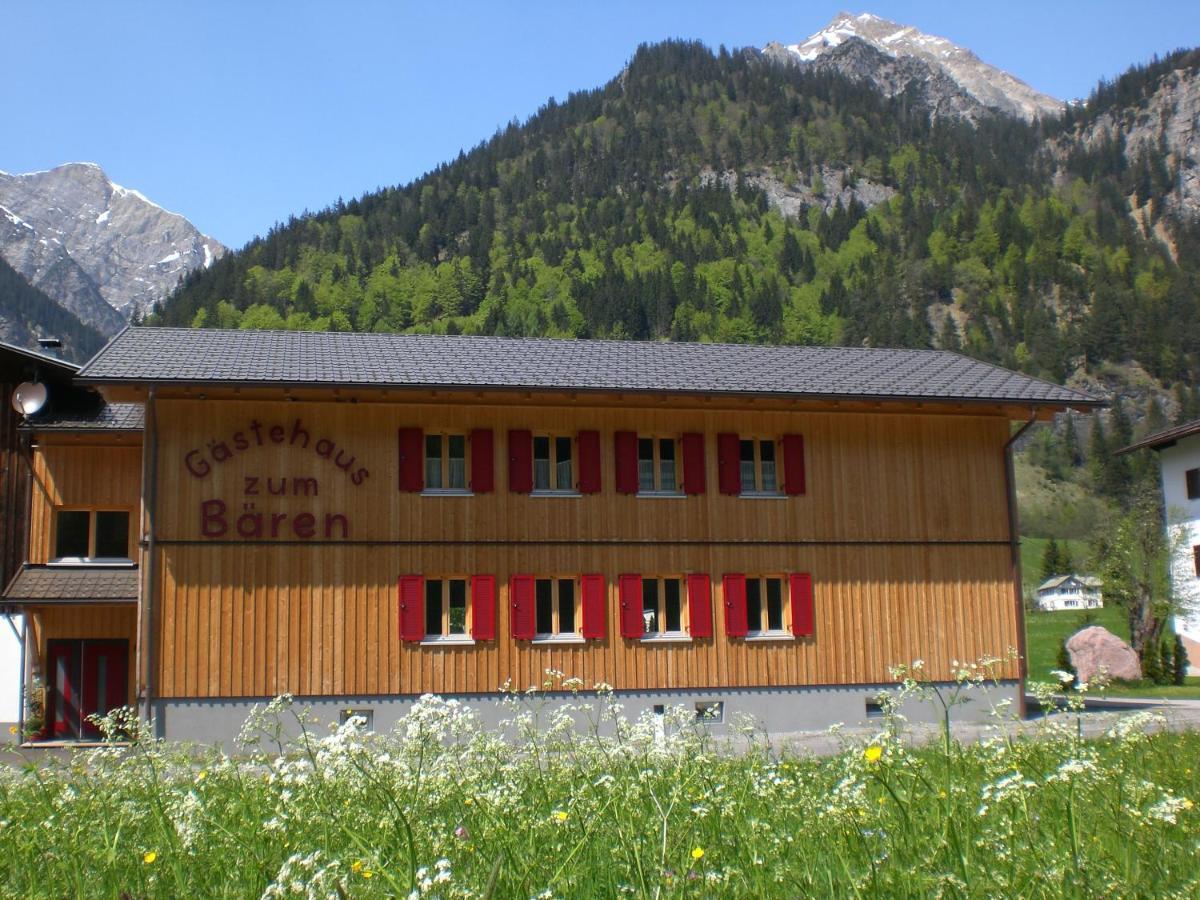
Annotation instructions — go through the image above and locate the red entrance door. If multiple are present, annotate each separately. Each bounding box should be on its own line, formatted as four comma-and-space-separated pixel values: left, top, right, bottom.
46, 640, 129, 740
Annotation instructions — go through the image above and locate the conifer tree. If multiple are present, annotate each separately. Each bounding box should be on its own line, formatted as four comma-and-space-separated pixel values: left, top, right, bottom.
1041, 538, 1063, 581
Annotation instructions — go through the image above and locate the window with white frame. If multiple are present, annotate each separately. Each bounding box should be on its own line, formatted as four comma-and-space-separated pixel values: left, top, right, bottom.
638, 437, 680, 493
535, 577, 577, 636
424, 434, 468, 492
533, 436, 574, 492
424, 577, 469, 638
739, 439, 780, 495
641, 577, 685, 635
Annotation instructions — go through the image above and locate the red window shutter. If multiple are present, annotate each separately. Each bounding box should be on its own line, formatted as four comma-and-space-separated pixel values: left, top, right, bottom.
398, 575, 425, 642
398, 428, 424, 492
509, 574, 535, 640
508, 429, 533, 493
581, 573, 606, 639
790, 573, 814, 637
618, 573, 644, 638
614, 430, 639, 494
687, 573, 713, 638
578, 430, 601, 493
681, 432, 706, 495
717, 433, 741, 495
470, 429, 494, 493
783, 434, 806, 496
722, 573, 747, 637
470, 575, 496, 640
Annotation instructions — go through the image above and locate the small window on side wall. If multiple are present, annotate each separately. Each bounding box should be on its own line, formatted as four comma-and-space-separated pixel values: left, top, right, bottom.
1186, 467, 1200, 501
54, 509, 131, 562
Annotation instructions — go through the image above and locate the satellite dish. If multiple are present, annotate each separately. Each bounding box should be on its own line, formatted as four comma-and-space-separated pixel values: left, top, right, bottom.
11, 382, 48, 416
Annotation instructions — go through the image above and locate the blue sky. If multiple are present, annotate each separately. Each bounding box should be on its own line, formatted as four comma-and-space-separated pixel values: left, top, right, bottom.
4, 1, 1196, 249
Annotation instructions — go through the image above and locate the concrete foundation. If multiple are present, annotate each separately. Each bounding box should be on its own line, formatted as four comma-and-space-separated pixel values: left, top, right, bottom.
153, 681, 1023, 747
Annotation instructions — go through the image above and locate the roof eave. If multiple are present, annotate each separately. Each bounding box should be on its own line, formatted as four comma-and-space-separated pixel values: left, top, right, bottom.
74, 376, 1104, 411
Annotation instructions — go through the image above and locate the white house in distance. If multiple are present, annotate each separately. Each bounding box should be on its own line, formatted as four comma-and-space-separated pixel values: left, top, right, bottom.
1036, 574, 1103, 611
1122, 418, 1200, 674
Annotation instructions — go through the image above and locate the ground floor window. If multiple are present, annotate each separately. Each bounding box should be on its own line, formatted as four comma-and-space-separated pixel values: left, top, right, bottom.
642, 577, 684, 634
424, 578, 469, 637
746, 576, 786, 633
536, 577, 577, 636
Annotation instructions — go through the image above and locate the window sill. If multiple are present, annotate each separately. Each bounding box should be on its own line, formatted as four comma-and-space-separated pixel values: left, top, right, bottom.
47, 558, 136, 567
420, 489, 474, 498
420, 636, 476, 647
641, 632, 692, 643
637, 491, 686, 499
739, 492, 787, 500
531, 634, 587, 645
530, 490, 582, 498
744, 631, 795, 642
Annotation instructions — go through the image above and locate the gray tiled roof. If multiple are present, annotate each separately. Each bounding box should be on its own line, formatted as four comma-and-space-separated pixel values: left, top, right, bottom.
25, 402, 144, 432
78, 327, 1102, 407
4, 566, 138, 603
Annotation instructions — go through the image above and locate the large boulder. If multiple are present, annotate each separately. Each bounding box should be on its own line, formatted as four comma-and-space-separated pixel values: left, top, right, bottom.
1066, 626, 1142, 683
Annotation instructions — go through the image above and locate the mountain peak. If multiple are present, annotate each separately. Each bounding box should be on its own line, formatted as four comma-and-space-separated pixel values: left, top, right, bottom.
0, 162, 226, 329
768, 11, 1064, 122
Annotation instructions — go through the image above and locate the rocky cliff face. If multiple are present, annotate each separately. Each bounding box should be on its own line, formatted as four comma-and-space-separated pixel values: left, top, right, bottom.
1068, 66, 1200, 221
0, 163, 225, 330
763, 12, 1064, 122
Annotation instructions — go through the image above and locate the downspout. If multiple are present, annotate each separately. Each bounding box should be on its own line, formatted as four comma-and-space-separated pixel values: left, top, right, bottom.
140, 387, 160, 736
1004, 411, 1038, 718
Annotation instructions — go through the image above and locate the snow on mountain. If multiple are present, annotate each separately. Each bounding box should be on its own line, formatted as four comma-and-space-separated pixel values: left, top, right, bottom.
0, 162, 226, 330
764, 12, 1064, 122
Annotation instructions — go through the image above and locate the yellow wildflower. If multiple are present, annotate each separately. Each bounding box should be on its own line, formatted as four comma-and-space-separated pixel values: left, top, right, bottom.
691, 847, 705, 860
143, 851, 158, 865
363, 870, 374, 879
351, 860, 364, 874
864, 745, 883, 763
552, 809, 568, 823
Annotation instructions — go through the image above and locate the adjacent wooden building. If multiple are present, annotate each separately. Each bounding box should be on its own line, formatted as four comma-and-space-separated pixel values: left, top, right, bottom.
6, 328, 1101, 741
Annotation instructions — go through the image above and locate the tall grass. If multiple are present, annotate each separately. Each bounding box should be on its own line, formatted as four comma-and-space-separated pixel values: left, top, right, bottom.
0, 667, 1197, 898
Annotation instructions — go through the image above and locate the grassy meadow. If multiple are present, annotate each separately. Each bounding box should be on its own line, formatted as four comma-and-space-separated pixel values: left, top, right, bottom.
1, 674, 1198, 898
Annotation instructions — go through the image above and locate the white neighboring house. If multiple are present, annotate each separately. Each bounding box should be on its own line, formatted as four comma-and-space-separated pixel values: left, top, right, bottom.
1122, 418, 1200, 675
1036, 574, 1103, 611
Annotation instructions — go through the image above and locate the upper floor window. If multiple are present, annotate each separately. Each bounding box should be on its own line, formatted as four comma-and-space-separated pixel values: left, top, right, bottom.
425, 577, 469, 639
740, 439, 779, 495
54, 509, 131, 562
717, 432, 805, 497
425, 434, 468, 492
534, 436, 574, 493
638, 438, 679, 494
1186, 467, 1200, 501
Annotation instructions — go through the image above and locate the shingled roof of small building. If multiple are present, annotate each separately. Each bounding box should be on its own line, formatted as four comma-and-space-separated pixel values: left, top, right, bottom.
23, 401, 144, 432
3, 565, 138, 604
78, 327, 1102, 408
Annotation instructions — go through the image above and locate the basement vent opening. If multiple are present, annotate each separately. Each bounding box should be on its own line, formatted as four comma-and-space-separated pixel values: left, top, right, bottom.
695, 701, 724, 723
865, 698, 885, 719
340, 708, 375, 731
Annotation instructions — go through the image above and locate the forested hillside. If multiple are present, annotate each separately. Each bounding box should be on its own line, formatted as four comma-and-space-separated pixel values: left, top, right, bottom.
153, 41, 1200, 393
0, 257, 106, 362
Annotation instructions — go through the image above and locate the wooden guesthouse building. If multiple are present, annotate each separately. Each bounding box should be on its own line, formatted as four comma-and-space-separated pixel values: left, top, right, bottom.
4, 327, 1100, 741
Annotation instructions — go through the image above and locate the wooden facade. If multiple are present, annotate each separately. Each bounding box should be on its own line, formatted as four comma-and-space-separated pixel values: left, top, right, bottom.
77, 392, 1021, 701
